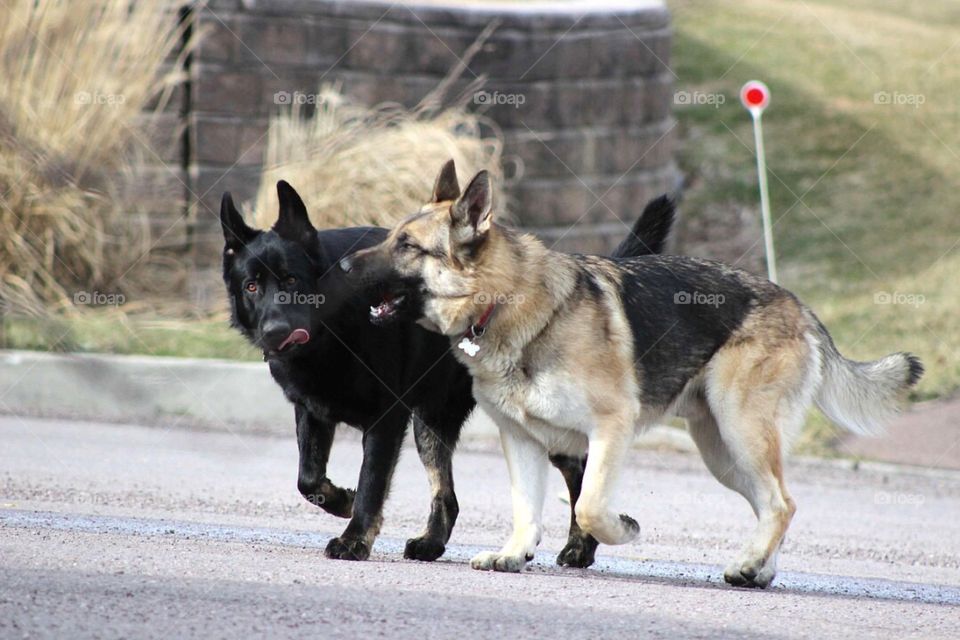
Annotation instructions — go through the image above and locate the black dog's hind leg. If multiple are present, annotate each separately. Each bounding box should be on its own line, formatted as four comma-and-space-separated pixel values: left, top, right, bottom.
325, 408, 408, 561
296, 403, 354, 518
404, 414, 459, 561
550, 453, 599, 568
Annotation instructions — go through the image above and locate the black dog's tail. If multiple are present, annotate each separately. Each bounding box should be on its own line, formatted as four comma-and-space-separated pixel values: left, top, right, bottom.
611, 194, 676, 258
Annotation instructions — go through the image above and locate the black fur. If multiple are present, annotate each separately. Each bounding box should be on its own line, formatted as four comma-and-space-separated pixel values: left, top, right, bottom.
612, 195, 676, 258
905, 354, 925, 386
221, 182, 675, 563
612, 255, 782, 408
549, 454, 599, 567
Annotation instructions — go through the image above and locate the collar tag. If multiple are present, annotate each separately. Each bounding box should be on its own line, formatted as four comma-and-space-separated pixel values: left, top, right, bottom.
458, 301, 496, 358
457, 337, 480, 357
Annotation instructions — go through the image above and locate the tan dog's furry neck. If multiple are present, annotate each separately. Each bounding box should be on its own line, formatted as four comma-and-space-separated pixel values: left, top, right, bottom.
454, 222, 580, 356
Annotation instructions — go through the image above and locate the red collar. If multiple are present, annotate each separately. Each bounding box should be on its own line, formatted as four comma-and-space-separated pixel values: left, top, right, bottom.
465, 303, 497, 339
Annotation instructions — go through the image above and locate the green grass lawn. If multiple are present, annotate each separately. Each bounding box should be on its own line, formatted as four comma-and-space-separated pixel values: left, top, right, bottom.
669, 0, 960, 406
0, 311, 258, 361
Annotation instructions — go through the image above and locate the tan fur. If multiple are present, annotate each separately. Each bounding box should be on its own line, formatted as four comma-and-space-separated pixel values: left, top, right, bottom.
683, 298, 814, 583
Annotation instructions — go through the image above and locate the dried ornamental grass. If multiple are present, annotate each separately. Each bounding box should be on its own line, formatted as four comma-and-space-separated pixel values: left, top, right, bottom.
250, 86, 504, 231
0, 0, 191, 315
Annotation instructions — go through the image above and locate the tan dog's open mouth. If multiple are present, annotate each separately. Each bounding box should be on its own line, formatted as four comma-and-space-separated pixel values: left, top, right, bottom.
370, 294, 406, 325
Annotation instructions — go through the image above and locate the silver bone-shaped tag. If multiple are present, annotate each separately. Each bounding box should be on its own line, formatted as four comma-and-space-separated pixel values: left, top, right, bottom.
457, 337, 480, 357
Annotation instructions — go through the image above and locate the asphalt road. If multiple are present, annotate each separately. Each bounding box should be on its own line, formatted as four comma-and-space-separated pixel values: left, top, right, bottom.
1, 415, 959, 639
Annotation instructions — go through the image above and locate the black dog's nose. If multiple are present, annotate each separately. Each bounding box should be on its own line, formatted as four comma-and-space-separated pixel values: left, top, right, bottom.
338, 257, 352, 273
261, 320, 291, 345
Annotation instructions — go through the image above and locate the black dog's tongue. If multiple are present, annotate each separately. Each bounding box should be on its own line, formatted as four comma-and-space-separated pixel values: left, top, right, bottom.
278, 328, 310, 351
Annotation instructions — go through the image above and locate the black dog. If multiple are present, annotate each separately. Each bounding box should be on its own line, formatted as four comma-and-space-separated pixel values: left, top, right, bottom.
220, 180, 674, 563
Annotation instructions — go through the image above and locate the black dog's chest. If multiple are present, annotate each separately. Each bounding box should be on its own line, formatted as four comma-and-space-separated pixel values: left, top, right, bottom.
269, 340, 390, 428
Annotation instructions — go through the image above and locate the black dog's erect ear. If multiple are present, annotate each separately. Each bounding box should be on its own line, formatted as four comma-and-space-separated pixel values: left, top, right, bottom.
273, 180, 316, 245
432, 158, 461, 203
452, 170, 493, 236
221, 192, 258, 253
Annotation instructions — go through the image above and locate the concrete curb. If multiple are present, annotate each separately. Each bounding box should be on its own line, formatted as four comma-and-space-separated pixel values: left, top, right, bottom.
0, 350, 291, 434
4, 349, 954, 471
0, 349, 695, 450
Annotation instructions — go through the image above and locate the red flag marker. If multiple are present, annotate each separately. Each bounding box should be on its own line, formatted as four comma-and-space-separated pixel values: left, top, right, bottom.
740, 80, 777, 283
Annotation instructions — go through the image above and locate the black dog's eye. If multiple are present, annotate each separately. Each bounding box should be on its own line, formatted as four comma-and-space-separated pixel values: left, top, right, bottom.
285, 275, 296, 286
245, 281, 257, 293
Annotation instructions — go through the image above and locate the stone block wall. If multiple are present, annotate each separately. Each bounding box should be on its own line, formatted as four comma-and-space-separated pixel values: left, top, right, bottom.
145, 0, 677, 265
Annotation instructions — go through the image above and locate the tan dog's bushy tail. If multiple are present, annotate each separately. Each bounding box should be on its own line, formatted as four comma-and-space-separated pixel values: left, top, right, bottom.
812, 319, 923, 436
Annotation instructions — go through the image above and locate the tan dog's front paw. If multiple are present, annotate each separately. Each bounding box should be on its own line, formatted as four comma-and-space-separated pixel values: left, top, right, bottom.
470, 550, 530, 573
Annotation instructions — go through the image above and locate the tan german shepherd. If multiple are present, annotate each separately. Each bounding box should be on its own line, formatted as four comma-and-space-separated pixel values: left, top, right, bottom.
341, 160, 923, 588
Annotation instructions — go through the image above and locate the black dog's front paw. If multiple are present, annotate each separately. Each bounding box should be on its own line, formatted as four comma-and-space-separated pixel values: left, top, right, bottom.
299, 478, 355, 519
403, 536, 446, 562
324, 536, 370, 561
556, 535, 599, 568
319, 487, 355, 519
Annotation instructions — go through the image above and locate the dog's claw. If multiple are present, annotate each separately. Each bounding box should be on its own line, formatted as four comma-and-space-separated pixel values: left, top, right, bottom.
324, 536, 370, 561
619, 513, 640, 540
403, 536, 446, 561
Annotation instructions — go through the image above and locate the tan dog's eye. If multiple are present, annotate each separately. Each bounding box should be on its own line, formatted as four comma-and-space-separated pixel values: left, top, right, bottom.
400, 240, 425, 254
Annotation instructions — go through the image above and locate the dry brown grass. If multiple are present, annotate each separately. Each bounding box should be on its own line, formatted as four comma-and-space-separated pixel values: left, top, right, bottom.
250, 87, 504, 230
249, 28, 504, 230
0, 0, 192, 315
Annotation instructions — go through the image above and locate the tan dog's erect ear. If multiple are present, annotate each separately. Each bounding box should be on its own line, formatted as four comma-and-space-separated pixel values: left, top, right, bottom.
452, 170, 493, 236
431, 159, 461, 203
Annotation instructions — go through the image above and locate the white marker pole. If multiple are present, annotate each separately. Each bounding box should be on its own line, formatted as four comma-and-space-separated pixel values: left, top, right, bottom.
740, 80, 777, 284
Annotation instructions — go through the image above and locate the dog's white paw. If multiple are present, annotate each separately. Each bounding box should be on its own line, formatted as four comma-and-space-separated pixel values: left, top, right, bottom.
470, 550, 530, 573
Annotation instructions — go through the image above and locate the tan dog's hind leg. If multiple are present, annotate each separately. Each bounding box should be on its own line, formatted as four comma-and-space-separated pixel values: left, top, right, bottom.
575, 413, 640, 546
686, 396, 793, 588
694, 333, 814, 588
